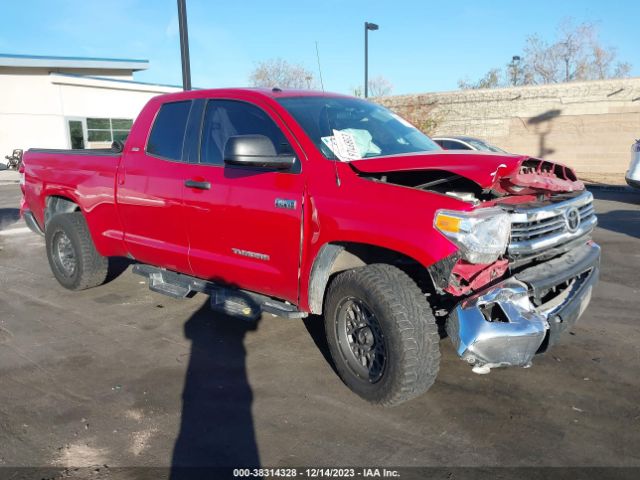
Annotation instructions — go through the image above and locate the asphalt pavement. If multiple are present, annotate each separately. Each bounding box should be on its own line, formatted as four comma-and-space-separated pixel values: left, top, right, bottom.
0, 181, 639, 478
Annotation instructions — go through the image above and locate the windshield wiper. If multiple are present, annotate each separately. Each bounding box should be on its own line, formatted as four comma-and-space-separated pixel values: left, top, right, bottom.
415, 175, 462, 190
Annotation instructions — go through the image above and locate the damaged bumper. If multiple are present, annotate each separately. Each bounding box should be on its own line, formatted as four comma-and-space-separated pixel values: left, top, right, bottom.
446, 242, 600, 373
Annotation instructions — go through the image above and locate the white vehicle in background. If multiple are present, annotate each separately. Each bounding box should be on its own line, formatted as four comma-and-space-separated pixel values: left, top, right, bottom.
626, 139, 640, 189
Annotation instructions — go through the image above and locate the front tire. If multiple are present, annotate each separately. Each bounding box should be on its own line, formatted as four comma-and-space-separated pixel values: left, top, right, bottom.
45, 212, 108, 290
324, 264, 440, 406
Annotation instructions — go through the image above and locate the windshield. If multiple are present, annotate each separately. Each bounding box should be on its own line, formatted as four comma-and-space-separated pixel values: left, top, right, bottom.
277, 96, 441, 161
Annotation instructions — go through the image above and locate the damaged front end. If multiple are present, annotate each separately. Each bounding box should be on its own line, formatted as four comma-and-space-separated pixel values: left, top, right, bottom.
435, 188, 600, 373
352, 152, 600, 373
446, 243, 599, 373
492, 157, 585, 195
416, 159, 600, 374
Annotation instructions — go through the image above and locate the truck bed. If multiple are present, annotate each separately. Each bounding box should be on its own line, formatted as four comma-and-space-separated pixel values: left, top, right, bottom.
21, 148, 126, 256
27, 147, 120, 156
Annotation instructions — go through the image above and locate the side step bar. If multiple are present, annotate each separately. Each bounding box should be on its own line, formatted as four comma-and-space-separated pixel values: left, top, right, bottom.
132, 264, 307, 320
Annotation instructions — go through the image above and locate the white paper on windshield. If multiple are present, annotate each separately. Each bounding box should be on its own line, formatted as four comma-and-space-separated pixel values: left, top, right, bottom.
333, 129, 361, 160
321, 130, 361, 161
321, 129, 382, 161
321, 135, 338, 156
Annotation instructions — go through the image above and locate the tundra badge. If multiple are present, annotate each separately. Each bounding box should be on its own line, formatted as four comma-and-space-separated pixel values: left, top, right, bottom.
231, 248, 270, 261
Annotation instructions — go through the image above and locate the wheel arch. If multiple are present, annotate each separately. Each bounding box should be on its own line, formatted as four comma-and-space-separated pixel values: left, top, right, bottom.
307, 241, 434, 315
44, 195, 81, 229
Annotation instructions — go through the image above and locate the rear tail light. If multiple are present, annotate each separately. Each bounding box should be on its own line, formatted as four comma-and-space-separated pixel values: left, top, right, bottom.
18, 163, 25, 191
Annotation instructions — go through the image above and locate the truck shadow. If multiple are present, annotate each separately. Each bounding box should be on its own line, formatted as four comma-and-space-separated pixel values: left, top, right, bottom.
590, 189, 640, 239
594, 209, 640, 239
302, 315, 338, 375
171, 300, 260, 478
104, 257, 135, 284
0, 207, 20, 231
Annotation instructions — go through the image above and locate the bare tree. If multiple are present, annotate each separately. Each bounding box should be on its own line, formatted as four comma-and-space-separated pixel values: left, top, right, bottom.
525, 20, 593, 84
367, 76, 394, 97
523, 34, 561, 84
589, 47, 631, 80
459, 19, 633, 89
613, 62, 632, 79
351, 76, 394, 98
458, 68, 502, 90
249, 58, 315, 89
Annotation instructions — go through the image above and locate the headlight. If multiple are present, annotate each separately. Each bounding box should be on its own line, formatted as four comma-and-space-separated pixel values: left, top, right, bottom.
435, 208, 511, 264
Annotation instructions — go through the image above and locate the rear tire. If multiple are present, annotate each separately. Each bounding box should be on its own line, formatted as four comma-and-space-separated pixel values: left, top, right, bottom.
324, 264, 440, 406
45, 212, 108, 290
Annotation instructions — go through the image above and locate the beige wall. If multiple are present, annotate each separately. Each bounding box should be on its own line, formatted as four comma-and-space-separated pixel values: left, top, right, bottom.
377, 78, 640, 178
0, 71, 179, 155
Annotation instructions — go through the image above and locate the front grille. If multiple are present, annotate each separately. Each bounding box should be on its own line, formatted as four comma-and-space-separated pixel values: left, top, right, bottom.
511, 202, 595, 243
508, 191, 597, 256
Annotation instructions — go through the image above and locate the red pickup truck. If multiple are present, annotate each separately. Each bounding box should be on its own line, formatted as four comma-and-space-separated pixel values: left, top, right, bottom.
20, 88, 600, 406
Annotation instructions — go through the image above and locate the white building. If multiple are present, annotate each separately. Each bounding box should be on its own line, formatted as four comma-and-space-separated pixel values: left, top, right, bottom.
0, 53, 181, 156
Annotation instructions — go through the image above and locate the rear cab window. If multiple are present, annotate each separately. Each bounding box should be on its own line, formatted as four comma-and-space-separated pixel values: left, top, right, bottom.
147, 100, 192, 161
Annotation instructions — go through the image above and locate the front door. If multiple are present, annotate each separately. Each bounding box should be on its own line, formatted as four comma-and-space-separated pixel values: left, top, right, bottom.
183, 98, 305, 303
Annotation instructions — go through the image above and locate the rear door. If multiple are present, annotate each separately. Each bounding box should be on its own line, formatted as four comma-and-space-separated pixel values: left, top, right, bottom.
116, 100, 195, 272
182, 98, 305, 303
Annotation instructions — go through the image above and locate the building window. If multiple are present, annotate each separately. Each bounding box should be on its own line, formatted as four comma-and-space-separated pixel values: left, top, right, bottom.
87, 118, 133, 143
68, 120, 85, 149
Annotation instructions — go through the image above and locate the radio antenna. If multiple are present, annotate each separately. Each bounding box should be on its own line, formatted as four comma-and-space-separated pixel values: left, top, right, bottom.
315, 41, 325, 92
315, 42, 337, 184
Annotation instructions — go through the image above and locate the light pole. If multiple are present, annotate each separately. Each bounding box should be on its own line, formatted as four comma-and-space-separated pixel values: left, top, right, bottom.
364, 21, 379, 98
177, 0, 191, 91
509, 55, 521, 86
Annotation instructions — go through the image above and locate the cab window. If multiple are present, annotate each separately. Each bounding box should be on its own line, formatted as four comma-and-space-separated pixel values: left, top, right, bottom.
200, 100, 293, 166
147, 101, 192, 161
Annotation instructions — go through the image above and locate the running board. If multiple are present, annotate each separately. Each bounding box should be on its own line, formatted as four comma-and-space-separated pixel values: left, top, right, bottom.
132, 264, 307, 320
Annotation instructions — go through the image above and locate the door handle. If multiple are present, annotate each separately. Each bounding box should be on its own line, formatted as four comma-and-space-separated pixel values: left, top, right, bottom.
184, 179, 211, 190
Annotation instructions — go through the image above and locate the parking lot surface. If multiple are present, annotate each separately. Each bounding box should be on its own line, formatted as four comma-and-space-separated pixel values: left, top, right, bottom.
1, 182, 639, 475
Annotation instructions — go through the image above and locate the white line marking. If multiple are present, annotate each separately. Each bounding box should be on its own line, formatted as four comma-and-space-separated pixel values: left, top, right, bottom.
0, 227, 31, 236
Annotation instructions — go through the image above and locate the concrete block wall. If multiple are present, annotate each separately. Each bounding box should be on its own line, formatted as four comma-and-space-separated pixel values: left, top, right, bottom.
377, 78, 640, 179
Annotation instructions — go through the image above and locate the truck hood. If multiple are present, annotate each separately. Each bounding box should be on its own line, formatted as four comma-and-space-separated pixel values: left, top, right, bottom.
349, 151, 584, 194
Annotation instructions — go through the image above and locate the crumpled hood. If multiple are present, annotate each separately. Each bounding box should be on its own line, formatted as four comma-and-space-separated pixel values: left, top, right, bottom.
349, 151, 584, 194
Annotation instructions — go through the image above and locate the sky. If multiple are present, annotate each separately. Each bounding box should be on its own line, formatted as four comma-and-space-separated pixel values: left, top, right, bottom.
1, 0, 639, 95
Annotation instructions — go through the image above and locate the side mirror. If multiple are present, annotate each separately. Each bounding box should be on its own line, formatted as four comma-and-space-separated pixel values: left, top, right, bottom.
224, 135, 295, 170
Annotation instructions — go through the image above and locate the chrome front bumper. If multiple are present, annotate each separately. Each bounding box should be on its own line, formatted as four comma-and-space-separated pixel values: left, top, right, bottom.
446, 242, 600, 373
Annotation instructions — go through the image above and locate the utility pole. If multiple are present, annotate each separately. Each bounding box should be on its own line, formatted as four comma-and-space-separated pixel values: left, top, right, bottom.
364, 21, 379, 98
177, 0, 192, 91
